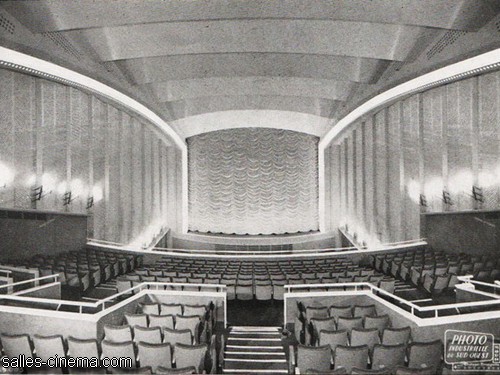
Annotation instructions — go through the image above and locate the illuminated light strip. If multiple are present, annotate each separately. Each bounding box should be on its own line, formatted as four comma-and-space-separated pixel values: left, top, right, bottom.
0, 46, 189, 234
318, 48, 500, 231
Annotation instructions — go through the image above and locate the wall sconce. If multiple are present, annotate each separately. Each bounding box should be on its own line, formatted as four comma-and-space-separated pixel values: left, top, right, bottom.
86, 196, 94, 209
419, 194, 427, 207
62, 191, 76, 206
30, 186, 50, 202
472, 186, 484, 203
442, 191, 453, 205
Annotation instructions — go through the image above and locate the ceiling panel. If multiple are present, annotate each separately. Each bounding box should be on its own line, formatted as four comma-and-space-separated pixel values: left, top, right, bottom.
170, 110, 333, 138
165, 95, 340, 120
116, 53, 389, 84
2, 0, 497, 32
61, 20, 427, 61
148, 77, 360, 102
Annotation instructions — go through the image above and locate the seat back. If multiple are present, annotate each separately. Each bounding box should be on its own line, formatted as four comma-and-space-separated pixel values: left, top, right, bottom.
161, 303, 183, 316
296, 344, 331, 374
124, 313, 148, 327
140, 303, 160, 315
310, 317, 337, 345
137, 342, 172, 373
407, 340, 443, 372
382, 327, 411, 346
334, 345, 369, 373
0, 333, 33, 358
149, 314, 174, 330
183, 305, 207, 318
329, 306, 353, 322
67, 337, 99, 359
133, 326, 162, 344
353, 305, 377, 319
104, 324, 133, 343
350, 328, 380, 354
174, 343, 208, 374
305, 306, 329, 321
337, 317, 363, 335
101, 340, 136, 368
175, 315, 200, 340
363, 315, 390, 335
156, 366, 196, 374
319, 330, 349, 354
371, 344, 406, 372
163, 328, 192, 346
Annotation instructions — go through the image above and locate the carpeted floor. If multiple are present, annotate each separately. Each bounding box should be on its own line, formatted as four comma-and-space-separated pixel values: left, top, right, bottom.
227, 300, 284, 327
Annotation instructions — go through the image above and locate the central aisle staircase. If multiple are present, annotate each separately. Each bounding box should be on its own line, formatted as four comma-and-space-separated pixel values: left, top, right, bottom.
222, 326, 289, 374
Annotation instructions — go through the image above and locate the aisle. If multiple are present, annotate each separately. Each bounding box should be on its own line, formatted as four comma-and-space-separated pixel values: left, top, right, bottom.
222, 326, 288, 374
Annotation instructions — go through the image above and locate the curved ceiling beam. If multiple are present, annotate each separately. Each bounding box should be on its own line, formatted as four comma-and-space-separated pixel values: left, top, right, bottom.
117, 53, 389, 85
170, 110, 333, 139
163, 95, 341, 121
62, 20, 428, 61
3, 0, 496, 32
148, 77, 360, 102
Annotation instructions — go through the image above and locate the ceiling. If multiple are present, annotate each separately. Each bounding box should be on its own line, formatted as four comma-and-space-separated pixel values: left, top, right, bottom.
2, 0, 500, 139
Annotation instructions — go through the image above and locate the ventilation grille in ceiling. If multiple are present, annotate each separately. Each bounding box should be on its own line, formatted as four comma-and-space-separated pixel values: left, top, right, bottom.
427, 30, 468, 60
41, 31, 83, 60
0, 13, 15, 35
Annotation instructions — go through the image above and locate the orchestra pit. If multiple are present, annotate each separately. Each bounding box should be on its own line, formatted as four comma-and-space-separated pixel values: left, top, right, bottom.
1, 1, 500, 374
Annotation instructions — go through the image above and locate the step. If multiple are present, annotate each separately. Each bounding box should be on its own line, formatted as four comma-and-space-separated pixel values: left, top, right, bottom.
223, 369, 288, 374
225, 352, 286, 360
223, 361, 288, 371
231, 326, 281, 332
226, 345, 284, 350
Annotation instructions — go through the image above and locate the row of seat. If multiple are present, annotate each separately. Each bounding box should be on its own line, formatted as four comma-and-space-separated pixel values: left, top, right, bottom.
0, 332, 215, 374
290, 339, 442, 374
1, 248, 142, 292
375, 248, 500, 287
296, 304, 389, 345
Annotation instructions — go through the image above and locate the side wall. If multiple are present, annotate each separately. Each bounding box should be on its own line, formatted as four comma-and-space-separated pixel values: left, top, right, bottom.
0, 210, 87, 260
326, 70, 500, 245
0, 68, 182, 247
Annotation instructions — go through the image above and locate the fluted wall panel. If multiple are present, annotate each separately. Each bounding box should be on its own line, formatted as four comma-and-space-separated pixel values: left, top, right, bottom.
327, 70, 500, 244
0, 68, 179, 247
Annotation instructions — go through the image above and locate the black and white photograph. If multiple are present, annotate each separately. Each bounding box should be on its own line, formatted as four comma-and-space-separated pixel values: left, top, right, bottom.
0, 1, 499, 374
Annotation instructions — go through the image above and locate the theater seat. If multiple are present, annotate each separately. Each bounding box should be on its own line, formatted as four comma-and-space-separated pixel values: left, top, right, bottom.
156, 366, 196, 375
103, 324, 133, 343
382, 327, 411, 346
372, 344, 406, 372
291, 344, 332, 374
101, 340, 136, 370
137, 342, 172, 373
407, 340, 443, 373
174, 343, 209, 374
334, 345, 369, 373
161, 303, 182, 316
163, 327, 192, 346
133, 326, 162, 344
0, 333, 33, 358
148, 314, 174, 330
319, 329, 348, 355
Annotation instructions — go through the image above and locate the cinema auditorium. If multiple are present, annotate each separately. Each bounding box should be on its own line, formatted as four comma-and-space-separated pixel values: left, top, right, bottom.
0, 1, 500, 374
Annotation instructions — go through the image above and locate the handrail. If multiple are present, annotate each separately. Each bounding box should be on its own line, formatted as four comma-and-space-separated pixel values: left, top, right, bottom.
88, 237, 426, 257
0, 274, 59, 290
285, 282, 419, 312
285, 280, 500, 317
0, 269, 12, 277
0, 281, 227, 313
